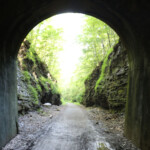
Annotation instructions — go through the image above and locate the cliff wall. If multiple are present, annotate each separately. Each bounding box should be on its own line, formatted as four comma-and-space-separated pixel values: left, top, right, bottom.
83, 42, 128, 110
17, 40, 61, 114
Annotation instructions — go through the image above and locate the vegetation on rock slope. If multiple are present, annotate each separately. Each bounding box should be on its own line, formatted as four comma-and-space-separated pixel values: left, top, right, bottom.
61, 15, 119, 103
26, 19, 63, 80
17, 40, 61, 114
83, 42, 128, 111
19, 14, 127, 111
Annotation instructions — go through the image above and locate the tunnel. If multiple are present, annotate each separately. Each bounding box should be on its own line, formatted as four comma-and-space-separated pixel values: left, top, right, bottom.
0, 0, 150, 149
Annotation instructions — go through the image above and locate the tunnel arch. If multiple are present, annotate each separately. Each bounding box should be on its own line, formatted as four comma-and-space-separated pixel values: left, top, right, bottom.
1, 1, 150, 149
6, 0, 136, 61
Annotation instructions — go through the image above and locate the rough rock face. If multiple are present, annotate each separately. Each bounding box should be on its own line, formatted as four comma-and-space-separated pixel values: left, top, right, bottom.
17, 40, 61, 114
41, 92, 61, 106
83, 63, 102, 106
83, 42, 128, 110
17, 66, 39, 114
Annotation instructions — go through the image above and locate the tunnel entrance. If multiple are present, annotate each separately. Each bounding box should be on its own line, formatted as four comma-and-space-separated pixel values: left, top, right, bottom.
11, 13, 129, 150
1, 1, 150, 149
16, 13, 125, 113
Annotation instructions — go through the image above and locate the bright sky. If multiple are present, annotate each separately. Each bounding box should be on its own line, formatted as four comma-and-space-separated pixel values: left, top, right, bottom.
50, 13, 85, 84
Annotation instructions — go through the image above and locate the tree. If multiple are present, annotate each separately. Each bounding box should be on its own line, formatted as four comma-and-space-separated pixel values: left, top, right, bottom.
62, 16, 119, 103
26, 18, 63, 80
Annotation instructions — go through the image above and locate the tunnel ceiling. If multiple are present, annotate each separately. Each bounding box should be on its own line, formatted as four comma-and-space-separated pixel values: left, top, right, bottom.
1, 0, 150, 56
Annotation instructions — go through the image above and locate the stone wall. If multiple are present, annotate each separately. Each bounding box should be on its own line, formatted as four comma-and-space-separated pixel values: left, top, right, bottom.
83, 42, 128, 110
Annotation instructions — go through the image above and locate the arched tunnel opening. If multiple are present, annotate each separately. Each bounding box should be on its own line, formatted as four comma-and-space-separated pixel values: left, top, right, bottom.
0, 1, 150, 150
17, 13, 125, 108
0, 12, 139, 150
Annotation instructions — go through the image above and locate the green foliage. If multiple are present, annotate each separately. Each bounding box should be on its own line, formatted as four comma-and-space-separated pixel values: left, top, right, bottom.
77, 16, 118, 72
61, 15, 118, 103
61, 98, 68, 105
21, 67, 39, 103
72, 102, 81, 105
24, 17, 62, 99
60, 98, 80, 105
25, 47, 36, 65
28, 84, 38, 102
84, 72, 93, 82
36, 83, 42, 93
17, 18, 62, 107
23, 14, 119, 104
26, 18, 63, 80
50, 81, 59, 94
95, 48, 113, 91
39, 76, 59, 94
39, 76, 50, 92
60, 75, 85, 103
22, 71, 31, 83
97, 143, 110, 150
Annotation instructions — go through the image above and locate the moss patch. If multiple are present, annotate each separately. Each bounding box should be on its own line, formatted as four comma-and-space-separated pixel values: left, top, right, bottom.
95, 48, 113, 91
83, 42, 128, 111
17, 40, 61, 107
28, 84, 38, 103
22, 71, 31, 83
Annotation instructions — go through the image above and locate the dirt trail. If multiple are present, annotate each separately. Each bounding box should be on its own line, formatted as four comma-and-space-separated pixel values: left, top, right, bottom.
32, 103, 112, 150
3, 104, 140, 150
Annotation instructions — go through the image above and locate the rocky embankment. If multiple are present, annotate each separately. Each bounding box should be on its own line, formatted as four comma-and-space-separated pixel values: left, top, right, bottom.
17, 40, 61, 114
83, 42, 128, 110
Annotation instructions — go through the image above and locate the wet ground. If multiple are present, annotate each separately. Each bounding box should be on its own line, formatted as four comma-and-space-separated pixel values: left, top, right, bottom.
32, 103, 112, 150
3, 104, 140, 150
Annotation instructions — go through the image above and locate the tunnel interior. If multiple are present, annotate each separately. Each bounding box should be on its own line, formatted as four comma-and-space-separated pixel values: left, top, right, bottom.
0, 0, 150, 149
